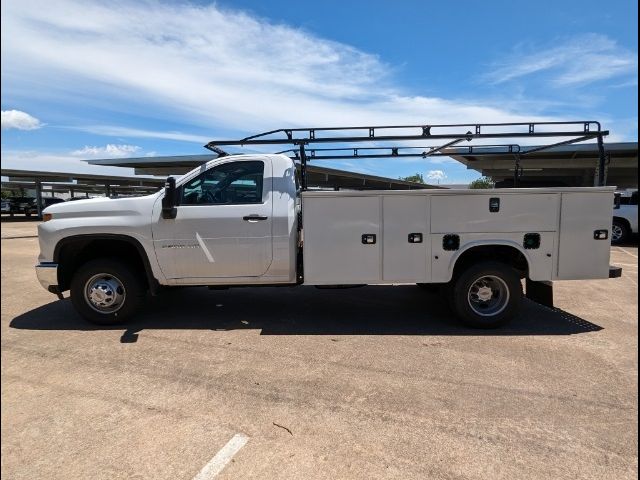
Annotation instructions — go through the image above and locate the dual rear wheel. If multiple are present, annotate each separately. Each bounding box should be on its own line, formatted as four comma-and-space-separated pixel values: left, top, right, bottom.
450, 261, 521, 328
421, 261, 522, 328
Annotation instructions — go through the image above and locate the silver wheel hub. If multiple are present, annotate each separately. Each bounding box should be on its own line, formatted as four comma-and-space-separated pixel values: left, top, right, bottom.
84, 274, 126, 313
476, 286, 494, 302
612, 225, 623, 241
468, 275, 510, 317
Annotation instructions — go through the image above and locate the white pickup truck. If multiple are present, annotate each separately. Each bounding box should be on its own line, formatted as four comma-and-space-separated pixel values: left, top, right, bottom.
36, 153, 622, 328
612, 190, 638, 244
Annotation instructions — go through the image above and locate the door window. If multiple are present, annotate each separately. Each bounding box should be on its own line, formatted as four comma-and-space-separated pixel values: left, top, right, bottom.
181, 161, 264, 205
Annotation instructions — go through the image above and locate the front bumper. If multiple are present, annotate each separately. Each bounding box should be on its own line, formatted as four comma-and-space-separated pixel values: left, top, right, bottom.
35, 262, 60, 294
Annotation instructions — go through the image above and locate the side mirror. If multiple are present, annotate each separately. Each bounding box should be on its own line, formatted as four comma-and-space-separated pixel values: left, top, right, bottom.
614, 192, 621, 210
161, 177, 177, 219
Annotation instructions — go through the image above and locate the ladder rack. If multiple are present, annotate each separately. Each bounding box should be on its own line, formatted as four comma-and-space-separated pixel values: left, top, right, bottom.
205, 121, 609, 189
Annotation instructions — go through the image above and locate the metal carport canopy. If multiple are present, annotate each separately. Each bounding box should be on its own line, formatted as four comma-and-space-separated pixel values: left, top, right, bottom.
86, 155, 443, 190
448, 142, 638, 188
1, 169, 164, 187
1, 169, 165, 217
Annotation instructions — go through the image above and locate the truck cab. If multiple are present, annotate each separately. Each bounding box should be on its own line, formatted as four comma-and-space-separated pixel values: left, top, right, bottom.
151, 155, 299, 284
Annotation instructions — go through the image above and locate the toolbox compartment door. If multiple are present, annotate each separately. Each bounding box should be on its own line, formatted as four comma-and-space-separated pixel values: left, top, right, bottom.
431, 193, 559, 233
382, 195, 430, 282
557, 191, 613, 279
303, 195, 381, 284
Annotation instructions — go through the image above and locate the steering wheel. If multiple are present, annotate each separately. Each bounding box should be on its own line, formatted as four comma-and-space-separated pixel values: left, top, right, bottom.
203, 189, 222, 203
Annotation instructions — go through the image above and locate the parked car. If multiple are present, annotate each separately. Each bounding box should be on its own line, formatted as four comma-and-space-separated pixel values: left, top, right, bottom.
612, 189, 638, 244
7, 196, 36, 216
1, 199, 12, 214
25, 197, 66, 216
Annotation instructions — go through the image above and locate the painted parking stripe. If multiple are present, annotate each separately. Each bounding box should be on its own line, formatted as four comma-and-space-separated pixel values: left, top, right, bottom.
192, 434, 249, 480
614, 247, 638, 259
622, 273, 638, 287
195, 232, 215, 263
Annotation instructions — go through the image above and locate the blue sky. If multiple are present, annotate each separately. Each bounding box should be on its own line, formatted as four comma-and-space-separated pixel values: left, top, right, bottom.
1, 0, 637, 184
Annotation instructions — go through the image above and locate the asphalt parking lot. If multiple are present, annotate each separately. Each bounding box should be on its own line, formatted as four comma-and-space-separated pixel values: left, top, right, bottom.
1, 220, 638, 480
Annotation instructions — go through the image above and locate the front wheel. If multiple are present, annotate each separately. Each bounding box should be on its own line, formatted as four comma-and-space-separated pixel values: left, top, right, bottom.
70, 258, 145, 324
451, 261, 522, 328
611, 218, 630, 245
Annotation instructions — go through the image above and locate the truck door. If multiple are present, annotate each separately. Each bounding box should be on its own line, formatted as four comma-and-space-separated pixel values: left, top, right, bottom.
152, 159, 273, 280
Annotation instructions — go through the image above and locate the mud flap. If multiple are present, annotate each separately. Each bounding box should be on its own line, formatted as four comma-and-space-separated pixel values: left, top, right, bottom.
609, 266, 622, 278
525, 279, 554, 308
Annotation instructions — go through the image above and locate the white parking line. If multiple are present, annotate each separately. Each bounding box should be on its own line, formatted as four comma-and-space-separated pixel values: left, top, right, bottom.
192, 434, 249, 480
623, 273, 638, 287
614, 247, 638, 259
195, 232, 215, 263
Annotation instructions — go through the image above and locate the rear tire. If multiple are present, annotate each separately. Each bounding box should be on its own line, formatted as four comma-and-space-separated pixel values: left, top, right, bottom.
451, 261, 521, 329
611, 218, 630, 245
70, 258, 145, 325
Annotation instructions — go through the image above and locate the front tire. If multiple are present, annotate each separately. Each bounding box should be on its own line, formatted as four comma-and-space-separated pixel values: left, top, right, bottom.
611, 218, 630, 245
451, 261, 522, 329
70, 258, 145, 325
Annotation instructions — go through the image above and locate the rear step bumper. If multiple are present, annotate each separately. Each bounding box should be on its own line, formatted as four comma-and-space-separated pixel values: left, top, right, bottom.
609, 266, 623, 278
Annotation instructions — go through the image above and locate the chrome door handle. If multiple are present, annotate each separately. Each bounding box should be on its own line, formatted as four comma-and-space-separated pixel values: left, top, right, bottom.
243, 215, 268, 222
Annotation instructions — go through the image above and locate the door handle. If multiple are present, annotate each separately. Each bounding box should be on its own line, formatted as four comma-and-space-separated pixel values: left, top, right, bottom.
243, 215, 268, 222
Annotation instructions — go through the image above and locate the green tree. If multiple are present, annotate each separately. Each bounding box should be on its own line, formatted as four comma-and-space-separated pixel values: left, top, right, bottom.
399, 173, 425, 184
469, 177, 494, 189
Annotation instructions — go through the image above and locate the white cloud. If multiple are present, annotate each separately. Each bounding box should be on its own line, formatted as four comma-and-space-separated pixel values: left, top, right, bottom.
485, 34, 638, 87
427, 170, 447, 181
1, 109, 43, 130
71, 144, 141, 158
72, 125, 210, 144
1, 0, 555, 139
